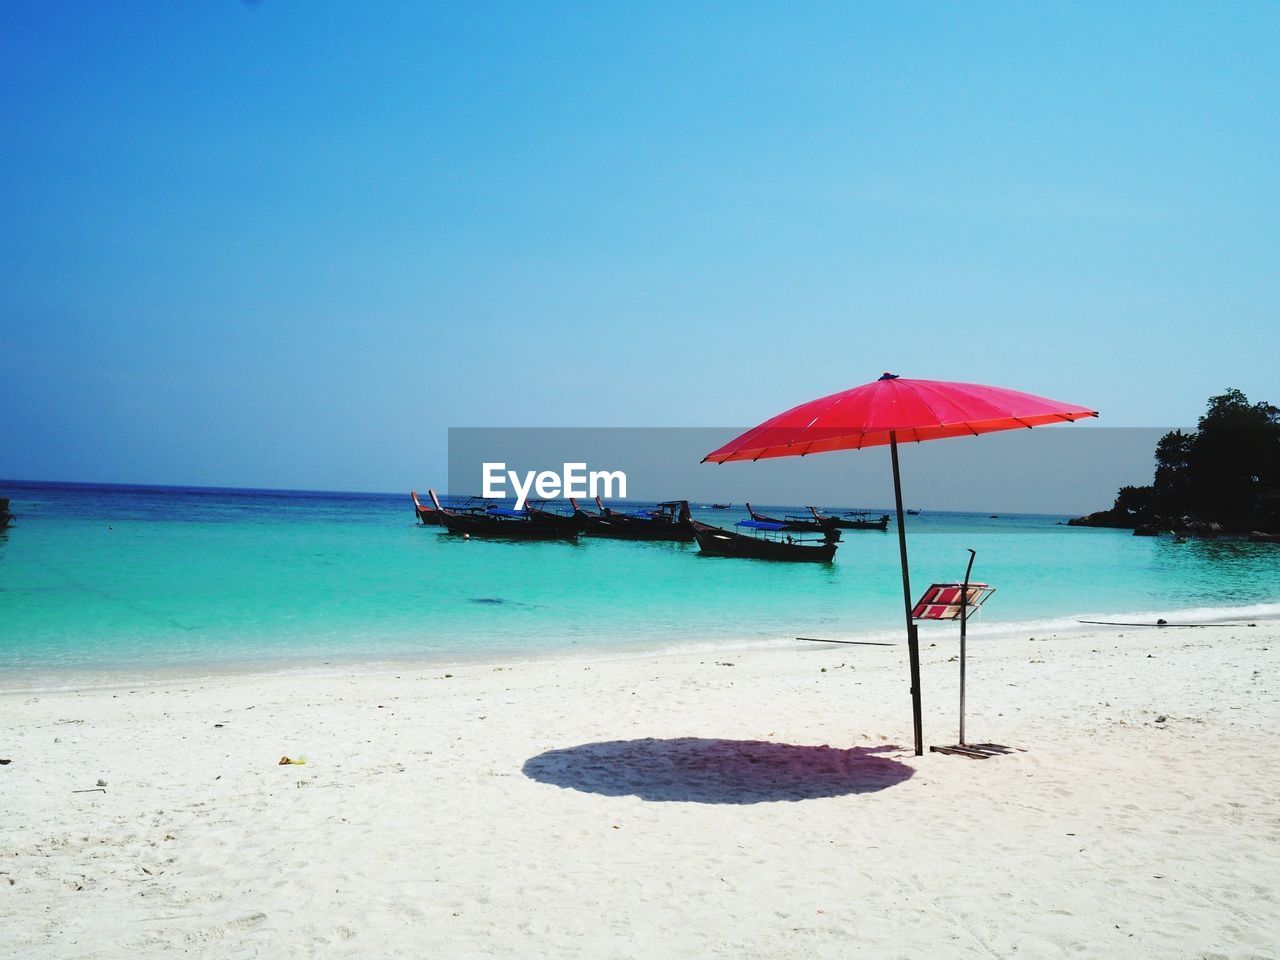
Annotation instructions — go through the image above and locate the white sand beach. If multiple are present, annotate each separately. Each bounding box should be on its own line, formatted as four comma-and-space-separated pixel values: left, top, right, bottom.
4, 624, 1278, 959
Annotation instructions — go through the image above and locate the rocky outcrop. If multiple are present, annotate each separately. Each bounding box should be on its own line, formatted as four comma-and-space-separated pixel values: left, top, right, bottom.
1066, 508, 1135, 529
1180, 519, 1224, 538
1067, 510, 1234, 538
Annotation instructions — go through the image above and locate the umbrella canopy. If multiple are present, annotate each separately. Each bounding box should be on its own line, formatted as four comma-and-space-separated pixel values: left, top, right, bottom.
703, 373, 1097, 755
703, 374, 1098, 463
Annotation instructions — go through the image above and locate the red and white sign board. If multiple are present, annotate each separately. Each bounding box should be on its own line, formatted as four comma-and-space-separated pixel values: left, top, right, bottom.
912, 583, 995, 621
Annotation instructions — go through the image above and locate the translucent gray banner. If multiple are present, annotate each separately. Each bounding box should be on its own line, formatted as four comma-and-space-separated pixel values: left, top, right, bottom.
446, 426, 1172, 516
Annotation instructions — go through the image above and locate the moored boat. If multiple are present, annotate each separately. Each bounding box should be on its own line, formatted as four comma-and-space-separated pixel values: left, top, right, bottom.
691, 518, 838, 563
411, 490, 493, 526
426, 489, 578, 541
811, 507, 890, 531
0, 497, 11, 530
746, 502, 840, 536
571, 498, 695, 541
524, 500, 587, 537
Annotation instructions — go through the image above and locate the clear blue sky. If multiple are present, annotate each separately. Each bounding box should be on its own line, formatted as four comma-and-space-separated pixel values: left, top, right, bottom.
2, 2, 1277, 492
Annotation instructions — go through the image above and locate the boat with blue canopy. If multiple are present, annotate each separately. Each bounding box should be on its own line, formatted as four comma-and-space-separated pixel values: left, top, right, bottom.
746, 502, 841, 536
571, 498, 695, 541
691, 518, 838, 562
411, 490, 496, 526
523, 501, 586, 537
424, 489, 578, 541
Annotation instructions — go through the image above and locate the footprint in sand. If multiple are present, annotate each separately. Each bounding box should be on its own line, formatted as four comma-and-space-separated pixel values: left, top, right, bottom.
182, 911, 267, 943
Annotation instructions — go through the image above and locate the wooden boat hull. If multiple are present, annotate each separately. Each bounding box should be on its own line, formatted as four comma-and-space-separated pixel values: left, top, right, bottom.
414, 504, 445, 526
807, 505, 889, 531
828, 517, 889, 531
412, 490, 450, 525
775, 518, 832, 533
576, 512, 695, 541
422, 490, 577, 541
746, 503, 840, 536
437, 511, 576, 540
691, 520, 837, 563
570, 499, 696, 541
412, 491, 503, 528
524, 506, 586, 538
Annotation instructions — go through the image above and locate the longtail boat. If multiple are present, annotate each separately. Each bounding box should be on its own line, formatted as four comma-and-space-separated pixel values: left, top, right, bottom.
425, 489, 577, 541
745, 502, 840, 536
691, 518, 838, 563
0, 497, 11, 530
411, 490, 493, 526
570, 498, 695, 541
810, 507, 891, 531
524, 500, 586, 537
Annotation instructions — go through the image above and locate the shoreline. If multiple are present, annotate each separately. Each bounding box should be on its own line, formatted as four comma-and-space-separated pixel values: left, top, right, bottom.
6, 601, 1280, 696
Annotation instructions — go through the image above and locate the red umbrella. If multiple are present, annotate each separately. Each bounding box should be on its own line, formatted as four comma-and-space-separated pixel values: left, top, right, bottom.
704, 373, 1098, 755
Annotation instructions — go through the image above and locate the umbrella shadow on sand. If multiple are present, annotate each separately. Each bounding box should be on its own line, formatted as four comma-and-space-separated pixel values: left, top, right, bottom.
522, 738, 913, 804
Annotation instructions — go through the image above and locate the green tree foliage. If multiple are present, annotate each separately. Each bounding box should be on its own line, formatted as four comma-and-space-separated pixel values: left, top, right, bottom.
1113, 389, 1280, 531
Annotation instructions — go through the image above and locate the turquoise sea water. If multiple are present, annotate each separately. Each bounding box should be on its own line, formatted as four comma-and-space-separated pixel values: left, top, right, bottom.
2, 481, 1279, 685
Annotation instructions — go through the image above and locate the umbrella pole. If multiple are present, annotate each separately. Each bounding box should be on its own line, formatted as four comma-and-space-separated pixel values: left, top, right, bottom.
890, 432, 923, 756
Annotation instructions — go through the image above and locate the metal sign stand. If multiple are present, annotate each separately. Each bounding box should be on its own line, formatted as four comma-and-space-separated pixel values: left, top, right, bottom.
959, 547, 973, 746
913, 550, 1007, 759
